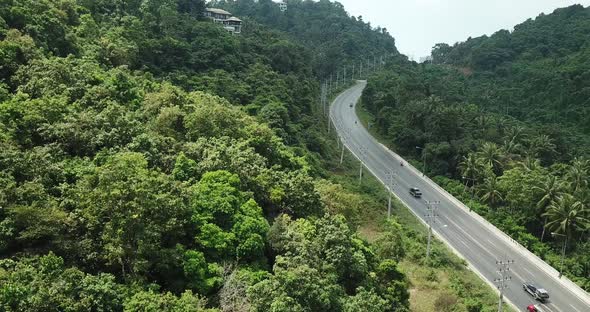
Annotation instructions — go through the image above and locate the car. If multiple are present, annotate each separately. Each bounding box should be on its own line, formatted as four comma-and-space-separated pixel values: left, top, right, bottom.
527, 304, 544, 312
523, 283, 549, 302
409, 187, 422, 198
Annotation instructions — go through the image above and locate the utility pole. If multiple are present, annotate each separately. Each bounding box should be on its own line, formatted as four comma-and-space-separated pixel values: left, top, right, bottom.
340, 137, 346, 164
358, 147, 368, 185
494, 259, 513, 312
416, 146, 427, 176
321, 81, 328, 116
359, 61, 363, 79
424, 200, 440, 259
385, 169, 397, 218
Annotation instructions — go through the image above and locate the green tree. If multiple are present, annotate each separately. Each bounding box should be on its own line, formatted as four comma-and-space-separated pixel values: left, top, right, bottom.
566, 157, 589, 192
533, 175, 564, 241
478, 175, 503, 208
477, 142, 505, 175
543, 194, 589, 252
123, 290, 216, 312
69, 152, 189, 279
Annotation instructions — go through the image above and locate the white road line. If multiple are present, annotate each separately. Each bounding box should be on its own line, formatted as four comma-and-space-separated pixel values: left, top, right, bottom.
522, 267, 535, 277
546, 303, 563, 312
541, 305, 556, 312
444, 216, 497, 257
569, 303, 582, 312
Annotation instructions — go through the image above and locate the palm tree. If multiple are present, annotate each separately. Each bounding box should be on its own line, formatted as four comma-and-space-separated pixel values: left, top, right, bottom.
566, 157, 589, 192
478, 175, 504, 208
504, 125, 526, 144
543, 194, 589, 252
477, 142, 505, 175
459, 153, 482, 184
543, 194, 589, 278
518, 156, 541, 172
502, 139, 522, 164
527, 134, 557, 160
533, 176, 563, 241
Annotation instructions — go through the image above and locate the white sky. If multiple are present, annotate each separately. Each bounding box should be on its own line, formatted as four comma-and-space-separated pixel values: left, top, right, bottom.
336, 0, 590, 59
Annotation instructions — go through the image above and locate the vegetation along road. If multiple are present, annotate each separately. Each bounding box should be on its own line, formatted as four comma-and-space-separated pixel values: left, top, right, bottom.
330, 80, 590, 312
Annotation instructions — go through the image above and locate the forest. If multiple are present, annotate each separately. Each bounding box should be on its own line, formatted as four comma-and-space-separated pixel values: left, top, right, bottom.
362, 5, 590, 290
0, 0, 411, 311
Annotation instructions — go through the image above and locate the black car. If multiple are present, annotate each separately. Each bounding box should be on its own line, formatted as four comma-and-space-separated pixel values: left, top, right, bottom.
409, 187, 422, 198
523, 283, 549, 302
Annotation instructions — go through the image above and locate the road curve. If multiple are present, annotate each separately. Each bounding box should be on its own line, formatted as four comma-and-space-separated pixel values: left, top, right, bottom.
330, 80, 590, 312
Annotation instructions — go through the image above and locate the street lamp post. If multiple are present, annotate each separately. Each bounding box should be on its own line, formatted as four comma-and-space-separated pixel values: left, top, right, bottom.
385, 169, 397, 218
462, 176, 476, 212
416, 146, 426, 176
552, 232, 567, 278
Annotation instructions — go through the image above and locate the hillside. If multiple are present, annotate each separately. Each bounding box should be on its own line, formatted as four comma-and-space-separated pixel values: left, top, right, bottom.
210, 0, 399, 77
0, 0, 412, 311
432, 4, 590, 134
362, 5, 590, 290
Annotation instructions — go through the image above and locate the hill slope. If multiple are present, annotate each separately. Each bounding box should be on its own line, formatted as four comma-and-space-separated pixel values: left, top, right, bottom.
362, 4, 590, 290
0, 0, 410, 311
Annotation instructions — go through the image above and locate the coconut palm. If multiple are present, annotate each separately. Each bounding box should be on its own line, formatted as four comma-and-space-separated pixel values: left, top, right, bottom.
533, 175, 563, 241
459, 153, 482, 185
566, 157, 589, 192
477, 142, 505, 175
518, 156, 541, 172
478, 175, 504, 208
527, 134, 557, 160
543, 194, 589, 253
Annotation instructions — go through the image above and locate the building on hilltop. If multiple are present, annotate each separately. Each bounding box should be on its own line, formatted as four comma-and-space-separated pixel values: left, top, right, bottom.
223, 17, 242, 34
204, 8, 242, 34
279, 1, 287, 12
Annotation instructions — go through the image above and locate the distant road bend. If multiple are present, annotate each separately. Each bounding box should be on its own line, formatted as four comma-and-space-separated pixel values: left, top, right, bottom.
330, 81, 590, 312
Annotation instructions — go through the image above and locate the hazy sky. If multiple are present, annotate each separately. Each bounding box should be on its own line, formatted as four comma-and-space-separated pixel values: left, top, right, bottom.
336, 0, 590, 59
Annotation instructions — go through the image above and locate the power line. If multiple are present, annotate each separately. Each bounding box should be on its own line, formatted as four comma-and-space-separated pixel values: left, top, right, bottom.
494, 259, 514, 312
358, 146, 368, 185
385, 169, 397, 218
424, 200, 440, 258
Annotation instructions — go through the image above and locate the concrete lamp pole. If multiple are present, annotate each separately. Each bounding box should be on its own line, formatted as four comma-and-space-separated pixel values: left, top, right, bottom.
424, 200, 440, 259
551, 232, 567, 278
494, 259, 514, 312
385, 170, 397, 218
416, 146, 426, 176
358, 147, 368, 185
462, 176, 476, 211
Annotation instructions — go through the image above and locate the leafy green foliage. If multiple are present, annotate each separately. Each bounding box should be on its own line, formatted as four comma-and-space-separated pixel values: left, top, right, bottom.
363, 5, 590, 290
0, 0, 406, 309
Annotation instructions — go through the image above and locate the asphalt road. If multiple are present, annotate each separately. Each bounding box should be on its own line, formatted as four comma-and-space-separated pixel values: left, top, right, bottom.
330, 81, 590, 312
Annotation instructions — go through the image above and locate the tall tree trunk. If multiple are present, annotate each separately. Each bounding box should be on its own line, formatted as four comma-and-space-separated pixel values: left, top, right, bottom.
540, 216, 548, 242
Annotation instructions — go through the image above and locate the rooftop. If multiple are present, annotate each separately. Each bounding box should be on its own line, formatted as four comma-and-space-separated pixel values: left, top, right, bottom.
226, 17, 242, 22
205, 8, 232, 15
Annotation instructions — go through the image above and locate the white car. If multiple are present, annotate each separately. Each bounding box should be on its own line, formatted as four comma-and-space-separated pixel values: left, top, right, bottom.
523, 283, 549, 302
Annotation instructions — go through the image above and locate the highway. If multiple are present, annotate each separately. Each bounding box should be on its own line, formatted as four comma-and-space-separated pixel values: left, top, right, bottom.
330, 80, 590, 312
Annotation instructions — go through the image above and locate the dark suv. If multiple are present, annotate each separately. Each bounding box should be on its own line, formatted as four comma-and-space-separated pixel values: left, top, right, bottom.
409, 187, 422, 198
523, 283, 549, 302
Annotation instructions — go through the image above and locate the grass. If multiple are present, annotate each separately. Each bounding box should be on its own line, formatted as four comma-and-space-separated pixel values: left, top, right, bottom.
321, 101, 515, 312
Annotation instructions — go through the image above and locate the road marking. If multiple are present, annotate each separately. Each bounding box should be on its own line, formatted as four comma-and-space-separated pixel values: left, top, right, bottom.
546, 303, 563, 312
444, 216, 497, 257
569, 303, 582, 312
541, 305, 556, 312
522, 267, 537, 278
